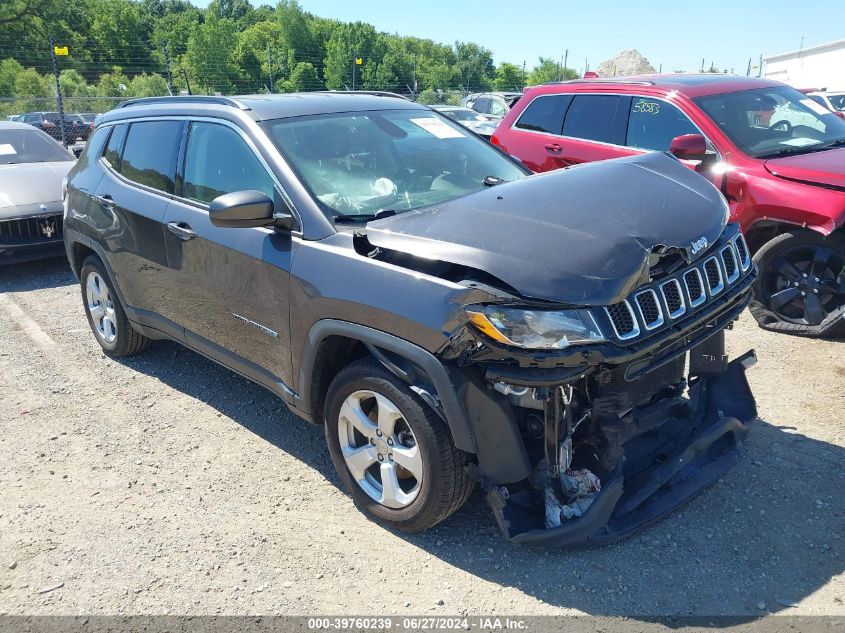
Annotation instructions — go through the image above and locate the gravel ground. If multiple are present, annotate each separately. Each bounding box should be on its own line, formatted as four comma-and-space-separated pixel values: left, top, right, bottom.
0, 258, 843, 617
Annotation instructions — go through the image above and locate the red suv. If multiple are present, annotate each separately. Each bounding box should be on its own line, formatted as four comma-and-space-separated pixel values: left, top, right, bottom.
493, 75, 845, 336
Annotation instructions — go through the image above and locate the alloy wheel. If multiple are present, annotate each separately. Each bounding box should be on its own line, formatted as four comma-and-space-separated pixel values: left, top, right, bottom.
86, 272, 118, 344
337, 389, 423, 509
764, 244, 845, 326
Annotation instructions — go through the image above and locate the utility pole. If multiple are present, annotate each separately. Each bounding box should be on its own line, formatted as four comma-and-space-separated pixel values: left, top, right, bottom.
412, 55, 417, 98
267, 46, 274, 93
563, 49, 568, 79
700, 58, 705, 72
49, 36, 67, 146
659, 62, 663, 73
746, 57, 752, 76
521, 60, 525, 90
758, 53, 763, 78
352, 51, 357, 91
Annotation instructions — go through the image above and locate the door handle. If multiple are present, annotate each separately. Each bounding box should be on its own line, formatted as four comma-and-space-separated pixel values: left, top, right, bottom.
93, 193, 115, 209
166, 221, 197, 241
544, 143, 562, 153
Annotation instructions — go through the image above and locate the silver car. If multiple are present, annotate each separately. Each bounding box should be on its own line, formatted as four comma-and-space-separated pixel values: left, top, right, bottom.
431, 105, 498, 138
0, 122, 75, 264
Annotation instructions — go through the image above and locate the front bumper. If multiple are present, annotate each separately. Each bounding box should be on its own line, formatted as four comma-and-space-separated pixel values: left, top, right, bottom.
485, 352, 757, 547
0, 239, 66, 265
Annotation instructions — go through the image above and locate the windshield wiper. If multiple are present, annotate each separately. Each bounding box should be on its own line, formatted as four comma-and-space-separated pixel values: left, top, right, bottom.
334, 209, 398, 224
819, 137, 845, 150
757, 137, 845, 159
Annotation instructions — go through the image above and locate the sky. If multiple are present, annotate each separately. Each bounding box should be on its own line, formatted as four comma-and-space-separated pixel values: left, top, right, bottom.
189, 0, 845, 75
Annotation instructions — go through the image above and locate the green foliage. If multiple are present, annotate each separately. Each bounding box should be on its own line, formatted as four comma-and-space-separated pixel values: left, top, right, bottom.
494, 62, 523, 91
126, 72, 169, 96
284, 61, 320, 92
527, 57, 576, 86
0, 0, 531, 111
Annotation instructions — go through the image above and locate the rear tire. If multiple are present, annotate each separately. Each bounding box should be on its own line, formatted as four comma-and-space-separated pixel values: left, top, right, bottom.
80, 255, 151, 357
324, 358, 474, 532
749, 229, 845, 337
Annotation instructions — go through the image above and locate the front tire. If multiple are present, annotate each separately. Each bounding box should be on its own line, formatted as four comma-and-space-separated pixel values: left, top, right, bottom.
749, 229, 845, 337
324, 358, 474, 532
80, 256, 151, 357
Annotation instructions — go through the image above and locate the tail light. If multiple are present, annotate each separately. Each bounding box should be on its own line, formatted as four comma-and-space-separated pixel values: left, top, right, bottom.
490, 134, 500, 146
42, 120, 55, 128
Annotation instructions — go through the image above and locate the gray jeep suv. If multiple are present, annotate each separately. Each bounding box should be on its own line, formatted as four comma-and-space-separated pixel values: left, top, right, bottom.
63, 93, 757, 547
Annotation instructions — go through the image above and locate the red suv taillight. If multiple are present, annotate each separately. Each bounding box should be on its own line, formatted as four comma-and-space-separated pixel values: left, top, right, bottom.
490, 134, 500, 147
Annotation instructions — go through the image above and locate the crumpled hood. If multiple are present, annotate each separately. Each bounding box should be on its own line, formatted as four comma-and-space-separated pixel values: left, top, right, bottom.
764, 147, 845, 189
0, 161, 73, 210
366, 152, 728, 305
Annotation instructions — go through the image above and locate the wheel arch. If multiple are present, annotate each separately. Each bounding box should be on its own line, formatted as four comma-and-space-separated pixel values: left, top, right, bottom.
297, 320, 477, 455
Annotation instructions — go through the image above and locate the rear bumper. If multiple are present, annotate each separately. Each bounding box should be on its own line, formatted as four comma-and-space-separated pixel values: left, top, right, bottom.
487, 352, 757, 548
0, 239, 66, 265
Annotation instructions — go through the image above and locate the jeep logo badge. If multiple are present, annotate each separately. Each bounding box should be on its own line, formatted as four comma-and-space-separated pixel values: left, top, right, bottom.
690, 236, 708, 256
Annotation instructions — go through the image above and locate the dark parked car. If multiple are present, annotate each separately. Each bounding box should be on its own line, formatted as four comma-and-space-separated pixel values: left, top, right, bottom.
492, 75, 845, 336
22, 111, 89, 142
64, 94, 757, 546
0, 122, 74, 264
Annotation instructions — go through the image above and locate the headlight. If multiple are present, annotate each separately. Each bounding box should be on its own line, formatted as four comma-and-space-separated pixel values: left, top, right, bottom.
465, 305, 605, 350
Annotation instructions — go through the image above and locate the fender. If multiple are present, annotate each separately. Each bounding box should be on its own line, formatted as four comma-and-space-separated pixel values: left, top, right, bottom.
297, 319, 477, 454
64, 228, 133, 313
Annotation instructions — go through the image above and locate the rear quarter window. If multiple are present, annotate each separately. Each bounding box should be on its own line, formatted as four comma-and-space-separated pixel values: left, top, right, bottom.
118, 120, 182, 194
515, 94, 572, 134
562, 95, 628, 144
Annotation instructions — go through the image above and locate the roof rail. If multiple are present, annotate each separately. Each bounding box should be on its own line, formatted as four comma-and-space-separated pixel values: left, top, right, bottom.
115, 95, 251, 110
317, 90, 410, 100
543, 78, 655, 86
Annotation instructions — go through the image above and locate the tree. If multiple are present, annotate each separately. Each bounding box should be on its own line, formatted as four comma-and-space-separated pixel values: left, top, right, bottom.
126, 72, 169, 96
185, 15, 239, 93
59, 68, 91, 96
494, 62, 522, 91
527, 57, 576, 86
95, 66, 129, 96
323, 21, 376, 89
454, 41, 494, 91
0, 59, 25, 97
284, 61, 319, 92
233, 20, 283, 91
89, 0, 151, 68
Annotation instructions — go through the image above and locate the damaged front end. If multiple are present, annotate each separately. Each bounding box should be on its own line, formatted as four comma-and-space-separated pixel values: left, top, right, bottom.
440, 229, 759, 547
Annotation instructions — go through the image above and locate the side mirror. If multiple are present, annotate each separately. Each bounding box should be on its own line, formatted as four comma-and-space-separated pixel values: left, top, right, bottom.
669, 133, 709, 161
209, 190, 294, 230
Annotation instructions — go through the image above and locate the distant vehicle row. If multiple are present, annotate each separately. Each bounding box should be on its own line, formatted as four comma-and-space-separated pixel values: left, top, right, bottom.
6, 112, 100, 142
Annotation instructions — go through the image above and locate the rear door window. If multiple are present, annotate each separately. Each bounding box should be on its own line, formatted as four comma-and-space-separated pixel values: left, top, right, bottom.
118, 120, 182, 194
562, 95, 628, 144
182, 122, 275, 205
626, 98, 699, 151
515, 95, 572, 134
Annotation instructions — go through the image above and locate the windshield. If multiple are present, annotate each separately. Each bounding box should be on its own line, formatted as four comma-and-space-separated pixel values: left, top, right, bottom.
0, 128, 73, 164
695, 86, 845, 158
261, 109, 526, 219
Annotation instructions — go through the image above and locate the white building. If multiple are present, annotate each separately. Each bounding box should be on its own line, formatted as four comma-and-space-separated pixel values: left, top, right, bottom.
764, 39, 845, 91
